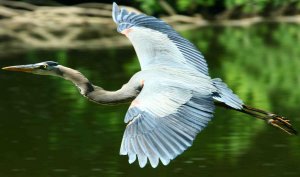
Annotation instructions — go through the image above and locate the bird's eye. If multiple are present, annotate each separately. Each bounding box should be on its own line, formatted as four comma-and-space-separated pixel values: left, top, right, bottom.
40, 65, 48, 69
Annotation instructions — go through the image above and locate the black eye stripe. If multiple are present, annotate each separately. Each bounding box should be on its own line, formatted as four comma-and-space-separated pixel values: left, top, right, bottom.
45, 61, 58, 66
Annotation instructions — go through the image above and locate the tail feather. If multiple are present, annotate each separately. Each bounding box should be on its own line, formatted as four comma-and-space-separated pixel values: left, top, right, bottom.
212, 78, 243, 110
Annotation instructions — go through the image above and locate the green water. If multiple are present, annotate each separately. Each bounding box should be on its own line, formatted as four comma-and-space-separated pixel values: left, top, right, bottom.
0, 23, 299, 177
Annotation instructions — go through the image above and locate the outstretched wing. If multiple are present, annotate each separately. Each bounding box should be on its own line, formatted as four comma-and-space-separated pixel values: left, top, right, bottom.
120, 81, 215, 168
112, 2, 209, 75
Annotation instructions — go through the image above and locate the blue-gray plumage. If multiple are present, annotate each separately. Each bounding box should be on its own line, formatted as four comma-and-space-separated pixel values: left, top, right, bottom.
112, 2, 208, 74
2, 2, 297, 169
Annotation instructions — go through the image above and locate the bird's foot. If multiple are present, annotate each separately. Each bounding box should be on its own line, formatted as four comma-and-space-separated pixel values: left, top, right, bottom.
267, 113, 297, 135
267, 113, 292, 127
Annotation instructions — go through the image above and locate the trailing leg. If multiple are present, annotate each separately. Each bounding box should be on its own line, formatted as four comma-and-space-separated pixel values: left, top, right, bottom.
216, 102, 298, 135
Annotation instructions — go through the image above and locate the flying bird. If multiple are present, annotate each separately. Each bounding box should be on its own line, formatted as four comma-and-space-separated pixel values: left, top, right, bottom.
2, 2, 297, 168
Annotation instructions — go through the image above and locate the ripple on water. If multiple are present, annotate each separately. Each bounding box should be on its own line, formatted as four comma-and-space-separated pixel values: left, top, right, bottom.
52, 169, 69, 172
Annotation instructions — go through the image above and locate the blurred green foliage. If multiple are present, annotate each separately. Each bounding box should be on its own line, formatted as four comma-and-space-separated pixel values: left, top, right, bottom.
181, 23, 300, 110
136, 0, 163, 15
18, 0, 300, 18
136, 0, 300, 18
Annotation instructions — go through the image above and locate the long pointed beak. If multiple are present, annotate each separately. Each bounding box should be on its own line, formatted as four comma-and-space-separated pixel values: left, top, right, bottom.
2, 64, 38, 73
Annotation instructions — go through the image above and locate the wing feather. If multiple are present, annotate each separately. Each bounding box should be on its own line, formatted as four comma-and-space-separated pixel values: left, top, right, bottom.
112, 3, 217, 168
112, 3, 209, 75
120, 81, 214, 168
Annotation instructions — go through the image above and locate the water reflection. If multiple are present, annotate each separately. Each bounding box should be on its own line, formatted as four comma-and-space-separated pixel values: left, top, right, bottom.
0, 23, 299, 177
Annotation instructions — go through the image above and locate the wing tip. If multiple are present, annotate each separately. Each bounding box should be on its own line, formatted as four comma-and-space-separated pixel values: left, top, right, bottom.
149, 157, 159, 168
128, 154, 137, 164
138, 155, 148, 168
140, 156, 171, 168
122, 151, 172, 168
112, 2, 119, 23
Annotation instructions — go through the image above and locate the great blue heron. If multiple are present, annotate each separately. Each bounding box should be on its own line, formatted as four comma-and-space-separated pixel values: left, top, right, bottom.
2, 2, 297, 168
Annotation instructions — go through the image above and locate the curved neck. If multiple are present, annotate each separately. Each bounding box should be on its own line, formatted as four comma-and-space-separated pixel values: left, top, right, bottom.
58, 65, 95, 95
57, 65, 138, 105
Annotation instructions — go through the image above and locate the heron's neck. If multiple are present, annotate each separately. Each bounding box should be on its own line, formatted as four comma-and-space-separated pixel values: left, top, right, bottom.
58, 65, 95, 95
57, 65, 137, 105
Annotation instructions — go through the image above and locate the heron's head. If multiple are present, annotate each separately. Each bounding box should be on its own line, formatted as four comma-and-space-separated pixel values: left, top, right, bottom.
2, 61, 62, 77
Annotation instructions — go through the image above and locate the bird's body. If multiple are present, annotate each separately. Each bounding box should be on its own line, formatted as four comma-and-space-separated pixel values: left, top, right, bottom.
2, 2, 297, 168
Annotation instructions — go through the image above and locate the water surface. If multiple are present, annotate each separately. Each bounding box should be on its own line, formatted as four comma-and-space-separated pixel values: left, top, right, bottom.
0, 23, 299, 177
